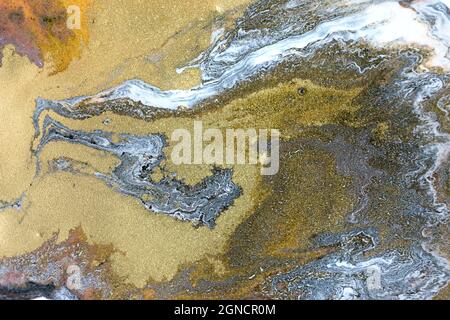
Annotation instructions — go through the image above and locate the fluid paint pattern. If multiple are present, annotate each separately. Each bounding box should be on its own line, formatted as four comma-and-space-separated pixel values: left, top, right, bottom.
0, 0, 449, 300
35, 116, 241, 228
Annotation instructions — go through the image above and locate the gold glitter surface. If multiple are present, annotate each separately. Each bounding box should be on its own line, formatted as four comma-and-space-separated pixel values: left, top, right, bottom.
0, 72, 362, 287
0, 0, 364, 291
0, 0, 448, 301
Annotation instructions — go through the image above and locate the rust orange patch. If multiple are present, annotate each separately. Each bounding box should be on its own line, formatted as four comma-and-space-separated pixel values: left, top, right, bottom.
0, 0, 90, 74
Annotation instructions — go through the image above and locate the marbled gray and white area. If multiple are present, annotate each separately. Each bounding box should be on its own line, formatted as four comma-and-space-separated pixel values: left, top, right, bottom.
34, 116, 241, 228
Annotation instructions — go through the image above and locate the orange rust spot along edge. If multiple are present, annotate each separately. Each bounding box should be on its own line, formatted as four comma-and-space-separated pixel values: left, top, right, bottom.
0, 0, 91, 74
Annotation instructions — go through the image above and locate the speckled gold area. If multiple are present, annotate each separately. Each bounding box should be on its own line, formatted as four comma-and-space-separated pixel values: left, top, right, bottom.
0, 73, 362, 287
0, 0, 91, 72
0, 0, 254, 287
1, 0, 448, 300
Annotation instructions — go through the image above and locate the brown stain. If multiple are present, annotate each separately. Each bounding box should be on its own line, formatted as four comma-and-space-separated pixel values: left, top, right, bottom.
0, 0, 90, 73
0, 0, 251, 202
